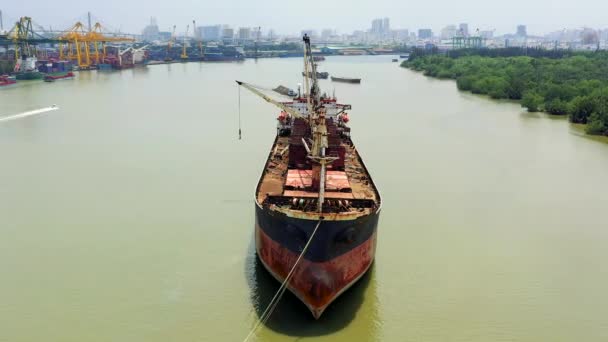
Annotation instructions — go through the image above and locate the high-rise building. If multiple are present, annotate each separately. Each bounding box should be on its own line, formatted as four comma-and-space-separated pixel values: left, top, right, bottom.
479, 30, 494, 39
393, 29, 409, 41
199, 25, 222, 41
382, 18, 390, 34
441, 25, 457, 39
142, 17, 160, 42
418, 29, 433, 39
459, 23, 469, 37
517, 25, 527, 37
238, 27, 251, 41
371, 19, 383, 35
222, 27, 234, 40
321, 29, 333, 40
371, 18, 390, 37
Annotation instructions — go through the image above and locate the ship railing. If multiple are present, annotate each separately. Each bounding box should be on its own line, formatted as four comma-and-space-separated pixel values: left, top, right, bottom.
264, 195, 375, 213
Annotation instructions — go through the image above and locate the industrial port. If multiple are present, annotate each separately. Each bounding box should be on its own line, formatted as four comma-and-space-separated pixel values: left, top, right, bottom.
0, 13, 404, 87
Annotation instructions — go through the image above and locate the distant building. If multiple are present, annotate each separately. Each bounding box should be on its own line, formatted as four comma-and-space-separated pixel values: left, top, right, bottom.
238, 27, 251, 41
517, 25, 527, 37
581, 28, 599, 44
370, 17, 390, 37
371, 19, 383, 35
392, 29, 409, 41
321, 29, 333, 40
222, 27, 234, 41
441, 25, 457, 39
382, 18, 390, 34
418, 29, 433, 40
199, 25, 221, 41
479, 30, 494, 39
459, 23, 469, 37
142, 17, 160, 42
267, 29, 276, 40
158, 31, 172, 41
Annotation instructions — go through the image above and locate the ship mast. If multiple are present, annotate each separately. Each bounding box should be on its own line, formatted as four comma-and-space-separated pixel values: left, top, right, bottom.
302, 34, 336, 212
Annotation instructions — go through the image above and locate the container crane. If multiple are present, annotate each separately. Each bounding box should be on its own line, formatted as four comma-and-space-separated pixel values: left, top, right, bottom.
59, 21, 135, 68
165, 25, 176, 62
180, 25, 189, 61
193, 20, 203, 59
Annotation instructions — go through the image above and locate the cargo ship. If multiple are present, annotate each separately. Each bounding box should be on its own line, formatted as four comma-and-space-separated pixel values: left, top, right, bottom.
203, 44, 245, 62
237, 34, 381, 319
15, 56, 43, 80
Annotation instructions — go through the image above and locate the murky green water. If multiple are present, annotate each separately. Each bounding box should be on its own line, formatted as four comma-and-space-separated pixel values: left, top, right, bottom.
1, 56, 608, 341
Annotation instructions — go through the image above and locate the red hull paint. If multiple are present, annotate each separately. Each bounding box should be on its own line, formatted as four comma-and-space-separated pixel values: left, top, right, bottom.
255, 224, 376, 318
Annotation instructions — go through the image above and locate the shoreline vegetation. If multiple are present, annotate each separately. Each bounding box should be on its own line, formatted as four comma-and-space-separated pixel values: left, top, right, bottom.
401, 48, 608, 136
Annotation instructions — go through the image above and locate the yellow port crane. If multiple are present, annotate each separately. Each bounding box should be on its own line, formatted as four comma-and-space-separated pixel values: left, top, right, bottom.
165, 25, 176, 62
180, 25, 189, 61
59, 21, 135, 68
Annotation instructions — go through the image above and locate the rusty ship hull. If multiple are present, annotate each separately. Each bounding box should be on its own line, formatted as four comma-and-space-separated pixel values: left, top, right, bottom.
255, 126, 381, 318
255, 203, 379, 318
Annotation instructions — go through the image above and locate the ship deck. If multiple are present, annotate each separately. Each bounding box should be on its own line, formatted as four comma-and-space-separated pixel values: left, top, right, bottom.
256, 135, 379, 217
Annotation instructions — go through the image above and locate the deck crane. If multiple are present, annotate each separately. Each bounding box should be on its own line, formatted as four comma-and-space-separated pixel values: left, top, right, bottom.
165, 25, 176, 62
237, 34, 336, 212
180, 25, 189, 61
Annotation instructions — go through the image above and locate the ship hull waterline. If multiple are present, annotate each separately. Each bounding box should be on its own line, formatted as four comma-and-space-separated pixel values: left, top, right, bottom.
254, 203, 380, 319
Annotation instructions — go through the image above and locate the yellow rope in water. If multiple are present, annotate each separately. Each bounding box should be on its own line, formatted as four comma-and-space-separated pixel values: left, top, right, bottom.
242, 219, 323, 342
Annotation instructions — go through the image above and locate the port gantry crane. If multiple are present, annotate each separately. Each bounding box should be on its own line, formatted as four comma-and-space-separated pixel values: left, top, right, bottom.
237, 34, 337, 212
181, 25, 189, 61
165, 25, 176, 62
192, 20, 203, 60
58, 21, 135, 68
3, 17, 61, 61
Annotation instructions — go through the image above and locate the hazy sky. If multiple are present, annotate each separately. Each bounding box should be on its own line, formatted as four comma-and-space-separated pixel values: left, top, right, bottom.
2, 0, 607, 36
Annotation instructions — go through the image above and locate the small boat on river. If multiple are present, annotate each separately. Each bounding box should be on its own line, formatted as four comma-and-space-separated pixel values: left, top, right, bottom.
331, 76, 361, 84
0, 75, 17, 87
44, 72, 75, 82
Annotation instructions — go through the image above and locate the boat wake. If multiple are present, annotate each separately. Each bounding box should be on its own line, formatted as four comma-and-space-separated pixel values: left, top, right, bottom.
0, 105, 59, 123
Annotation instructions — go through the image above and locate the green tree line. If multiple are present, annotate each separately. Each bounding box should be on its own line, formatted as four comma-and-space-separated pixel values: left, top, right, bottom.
402, 49, 608, 136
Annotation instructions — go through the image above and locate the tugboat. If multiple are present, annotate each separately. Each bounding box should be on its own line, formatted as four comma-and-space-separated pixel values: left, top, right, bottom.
237, 34, 381, 319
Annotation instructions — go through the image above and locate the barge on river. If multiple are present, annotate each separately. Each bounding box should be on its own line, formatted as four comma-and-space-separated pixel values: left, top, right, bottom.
237, 34, 381, 319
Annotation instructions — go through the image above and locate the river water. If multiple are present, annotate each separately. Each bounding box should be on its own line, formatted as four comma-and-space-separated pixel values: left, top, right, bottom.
1, 56, 607, 341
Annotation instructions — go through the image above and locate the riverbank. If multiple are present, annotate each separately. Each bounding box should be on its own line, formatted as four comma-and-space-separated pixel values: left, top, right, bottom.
401, 50, 608, 137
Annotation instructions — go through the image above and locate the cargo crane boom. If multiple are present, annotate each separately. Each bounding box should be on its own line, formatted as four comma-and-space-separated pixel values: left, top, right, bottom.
165, 25, 176, 61
193, 20, 203, 58
237, 34, 335, 212
236, 80, 303, 119
181, 25, 189, 60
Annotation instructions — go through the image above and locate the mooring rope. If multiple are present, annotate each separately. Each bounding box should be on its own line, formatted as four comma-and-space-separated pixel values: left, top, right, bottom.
238, 85, 242, 140
242, 219, 323, 342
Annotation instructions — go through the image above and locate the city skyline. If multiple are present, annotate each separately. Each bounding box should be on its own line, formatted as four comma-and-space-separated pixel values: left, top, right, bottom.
1, 0, 607, 37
